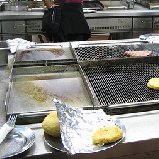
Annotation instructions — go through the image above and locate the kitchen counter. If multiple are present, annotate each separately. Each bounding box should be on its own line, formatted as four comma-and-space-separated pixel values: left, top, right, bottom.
0, 43, 159, 158
9, 111, 159, 159
0, 4, 159, 20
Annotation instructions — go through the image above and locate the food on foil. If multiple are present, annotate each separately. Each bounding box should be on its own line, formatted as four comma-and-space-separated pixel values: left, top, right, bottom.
124, 50, 152, 57
53, 99, 126, 154
42, 111, 61, 137
147, 78, 159, 90
92, 126, 123, 145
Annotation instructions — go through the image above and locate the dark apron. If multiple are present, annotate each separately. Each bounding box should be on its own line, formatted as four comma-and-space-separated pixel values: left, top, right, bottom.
55, 3, 91, 42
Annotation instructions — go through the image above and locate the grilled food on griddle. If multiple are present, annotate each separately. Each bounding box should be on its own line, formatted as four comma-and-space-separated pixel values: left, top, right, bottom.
42, 111, 61, 137
147, 78, 159, 90
124, 50, 152, 57
92, 126, 123, 145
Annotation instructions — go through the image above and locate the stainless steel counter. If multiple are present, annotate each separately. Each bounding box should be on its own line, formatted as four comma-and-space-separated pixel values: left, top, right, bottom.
0, 4, 159, 20
0, 51, 159, 158
0, 11, 43, 20
5, 111, 159, 159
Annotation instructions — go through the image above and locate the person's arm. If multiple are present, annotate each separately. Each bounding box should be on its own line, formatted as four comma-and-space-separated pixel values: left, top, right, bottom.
42, 0, 53, 9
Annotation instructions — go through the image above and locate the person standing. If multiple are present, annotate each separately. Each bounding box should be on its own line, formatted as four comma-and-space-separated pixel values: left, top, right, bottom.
42, 0, 91, 42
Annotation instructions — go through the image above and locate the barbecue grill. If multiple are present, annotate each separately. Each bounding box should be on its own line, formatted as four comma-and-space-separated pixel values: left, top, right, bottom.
71, 42, 159, 114
79, 57, 159, 108
73, 43, 159, 61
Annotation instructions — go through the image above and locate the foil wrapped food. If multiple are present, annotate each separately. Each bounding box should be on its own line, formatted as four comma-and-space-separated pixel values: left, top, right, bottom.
53, 99, 126, 154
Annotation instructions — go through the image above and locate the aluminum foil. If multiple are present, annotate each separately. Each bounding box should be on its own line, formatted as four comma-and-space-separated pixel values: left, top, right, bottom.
53, 99, 126, 155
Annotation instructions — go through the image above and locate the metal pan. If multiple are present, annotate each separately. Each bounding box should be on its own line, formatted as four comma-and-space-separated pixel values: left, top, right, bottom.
15, 42, 75, 63
79, 56, 159, 114
5, 64, 94, 124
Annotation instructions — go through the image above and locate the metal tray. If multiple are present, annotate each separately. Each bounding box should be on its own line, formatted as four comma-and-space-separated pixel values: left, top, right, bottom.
15, 43, 75, 64
5, 64, 94, 124
79, 56, 159, 114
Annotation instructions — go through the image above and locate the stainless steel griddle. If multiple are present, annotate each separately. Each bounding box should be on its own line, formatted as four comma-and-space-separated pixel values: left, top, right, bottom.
5, 63, 94, 124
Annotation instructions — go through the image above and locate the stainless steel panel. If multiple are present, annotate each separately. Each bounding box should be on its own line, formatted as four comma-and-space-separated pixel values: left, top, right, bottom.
14, 43, 75, 63
26, 20, 42, 33
133, 18, 153, 29
6, 64, 93, 123
87, 18, 132, 32
2, 21, 25, 34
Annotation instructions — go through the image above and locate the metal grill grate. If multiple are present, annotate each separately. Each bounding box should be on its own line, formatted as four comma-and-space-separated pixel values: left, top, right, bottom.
82, 62, 159, 106
74, 43, 159, 61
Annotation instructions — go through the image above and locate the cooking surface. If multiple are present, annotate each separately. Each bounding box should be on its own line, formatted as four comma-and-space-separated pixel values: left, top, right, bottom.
15, 49, 65, 61
73, 43, 159, 61
81, 57, 159, 108
6, 70, 93, 118
15, 43, 74, 62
